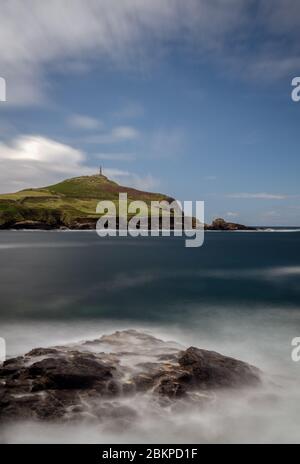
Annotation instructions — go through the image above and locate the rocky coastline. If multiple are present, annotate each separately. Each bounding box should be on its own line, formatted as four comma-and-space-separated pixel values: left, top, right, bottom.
0, 217, 257, 231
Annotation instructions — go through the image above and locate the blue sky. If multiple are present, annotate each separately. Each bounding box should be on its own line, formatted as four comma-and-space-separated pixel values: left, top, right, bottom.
0, 0, 300, 225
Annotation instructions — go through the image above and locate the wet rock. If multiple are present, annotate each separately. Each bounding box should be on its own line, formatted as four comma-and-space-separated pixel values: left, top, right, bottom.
178, 347, 260, 389
156, 376, 188, 398
26, 348, 60, 357
28, 354, 114, 390
0, 357, 24, 377
0, 330, 261, 423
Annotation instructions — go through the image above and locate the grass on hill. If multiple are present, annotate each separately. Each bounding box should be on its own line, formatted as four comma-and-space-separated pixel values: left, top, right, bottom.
0, 174, 174, 227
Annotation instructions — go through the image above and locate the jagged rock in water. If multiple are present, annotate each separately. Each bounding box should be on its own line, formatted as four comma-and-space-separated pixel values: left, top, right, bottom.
206, 218, 255, 231
0, 330, 261, 423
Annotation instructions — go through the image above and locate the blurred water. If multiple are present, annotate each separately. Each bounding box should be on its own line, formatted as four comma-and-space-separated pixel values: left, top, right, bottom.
0, 231, 300, 443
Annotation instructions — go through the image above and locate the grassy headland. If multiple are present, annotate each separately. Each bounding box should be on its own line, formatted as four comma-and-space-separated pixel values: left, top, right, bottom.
0, 174, 174, 229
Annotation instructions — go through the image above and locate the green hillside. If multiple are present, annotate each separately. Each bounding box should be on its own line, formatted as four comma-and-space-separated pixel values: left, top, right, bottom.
0, 174, 174, 229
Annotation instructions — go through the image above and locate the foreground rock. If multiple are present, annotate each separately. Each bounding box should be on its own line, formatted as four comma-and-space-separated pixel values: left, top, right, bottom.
0, 330, 261, 423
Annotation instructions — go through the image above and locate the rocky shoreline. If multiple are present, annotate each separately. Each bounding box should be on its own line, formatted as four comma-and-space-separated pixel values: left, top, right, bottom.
0, 217, 257, 231
0, 330, 261, 424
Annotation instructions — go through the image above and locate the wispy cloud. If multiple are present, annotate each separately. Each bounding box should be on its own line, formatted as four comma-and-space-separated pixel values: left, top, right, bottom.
112, 101, 144, 120
125, 173, 158, 192
112, 126, 139, 140
227, 193, 291, 200
85, 126, 139, 144
1, 1, 298, 105
67, 114, 103, 130
225, 212, 239, 218
106, 170, 159, 192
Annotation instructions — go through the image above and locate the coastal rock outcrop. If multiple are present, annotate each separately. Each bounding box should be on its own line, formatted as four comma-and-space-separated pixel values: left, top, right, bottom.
205, 218, 255, 231
0, 330, 261, 423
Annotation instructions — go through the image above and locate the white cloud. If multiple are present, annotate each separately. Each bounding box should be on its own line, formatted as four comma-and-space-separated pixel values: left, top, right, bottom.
227, 193, 290, 200
225, 212, 239, 218
85, 126, 139, 144
1, 0, 298, 105
0, 135, 84, 165
112, 126, 139, 140
67, 114, 102, 130
0, 134, 157, 194
0, 135, 93, 192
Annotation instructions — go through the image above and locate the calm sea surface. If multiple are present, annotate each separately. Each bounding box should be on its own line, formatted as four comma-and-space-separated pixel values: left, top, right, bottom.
1, 231, 300, 319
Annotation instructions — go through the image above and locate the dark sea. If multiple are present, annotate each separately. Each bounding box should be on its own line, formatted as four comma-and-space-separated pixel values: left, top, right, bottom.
1, 230, 300, 443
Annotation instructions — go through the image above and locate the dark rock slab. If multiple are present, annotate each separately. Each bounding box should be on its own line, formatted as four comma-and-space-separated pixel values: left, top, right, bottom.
178, 346, 260, 389
0, 330, 261, 423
